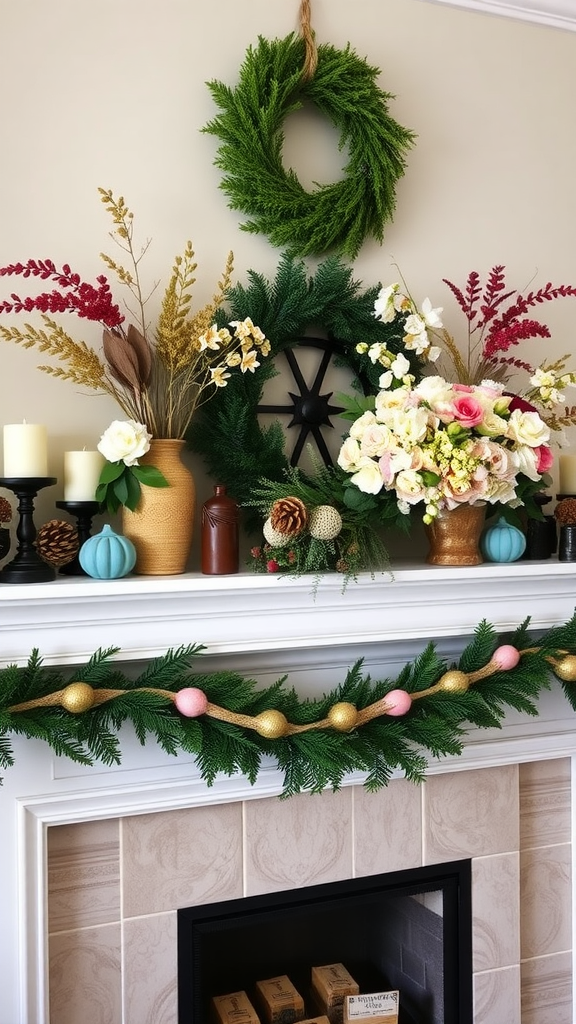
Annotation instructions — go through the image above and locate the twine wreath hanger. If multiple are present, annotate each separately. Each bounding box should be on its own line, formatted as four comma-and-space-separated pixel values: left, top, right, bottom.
203, 1, 415, 258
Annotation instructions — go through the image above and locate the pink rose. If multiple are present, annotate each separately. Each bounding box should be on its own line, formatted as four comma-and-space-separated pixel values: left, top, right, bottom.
452, 383, 475, 393
535, 445, 554, 474
451, 394, 485, 428
266, 559, 280, 573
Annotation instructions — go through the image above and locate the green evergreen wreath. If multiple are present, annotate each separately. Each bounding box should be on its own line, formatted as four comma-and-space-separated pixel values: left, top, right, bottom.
2, 616, 576, 796
203, 34, 416, 259
187, 253, 420, 538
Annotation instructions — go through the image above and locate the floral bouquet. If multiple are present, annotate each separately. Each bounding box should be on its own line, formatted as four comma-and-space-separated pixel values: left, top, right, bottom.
337, 375, 553, 524
364, 266, 576, 436
0, 190, 269, 511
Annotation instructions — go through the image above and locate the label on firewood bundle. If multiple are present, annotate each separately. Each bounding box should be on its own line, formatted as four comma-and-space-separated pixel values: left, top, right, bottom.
344, 991, 399, 1022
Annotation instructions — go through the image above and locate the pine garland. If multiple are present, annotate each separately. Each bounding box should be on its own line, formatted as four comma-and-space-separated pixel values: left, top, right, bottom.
2, 615, 576, 797
203, 34, 415, 258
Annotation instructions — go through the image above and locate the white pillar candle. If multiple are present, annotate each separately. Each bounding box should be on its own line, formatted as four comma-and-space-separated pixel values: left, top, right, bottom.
3, 423, 48, 477
559, 454, 576, 495
64, 450, 105, 501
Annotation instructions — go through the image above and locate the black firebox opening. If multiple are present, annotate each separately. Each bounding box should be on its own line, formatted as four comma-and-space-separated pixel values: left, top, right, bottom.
178, 859, 472, 1024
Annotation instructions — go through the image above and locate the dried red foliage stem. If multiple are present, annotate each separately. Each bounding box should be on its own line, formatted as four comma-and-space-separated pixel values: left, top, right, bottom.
442, 266, 576, 363
0, 259, 123, 329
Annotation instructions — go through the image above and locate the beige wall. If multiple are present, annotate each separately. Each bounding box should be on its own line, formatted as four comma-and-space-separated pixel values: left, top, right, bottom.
1, 0, 575, 540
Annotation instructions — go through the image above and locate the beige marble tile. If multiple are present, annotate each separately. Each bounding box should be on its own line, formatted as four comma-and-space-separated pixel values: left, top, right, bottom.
472, 853, 520, 971
122, 803, 243, 917
354, 778, 422, 876
521, 951, 573, 1024
123, 912, 177, 1024
473, 966, 521, 1024
519, 757, 571, 849
49, 923, 122, 1024
520, 844, 572, 958
244, 789, 352, 896
47, 819, 120, 932
423, 765, 519, 864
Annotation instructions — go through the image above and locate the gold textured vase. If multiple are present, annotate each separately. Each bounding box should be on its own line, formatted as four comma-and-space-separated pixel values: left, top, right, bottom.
121, 439, 195, 575
424, 503, 486, 566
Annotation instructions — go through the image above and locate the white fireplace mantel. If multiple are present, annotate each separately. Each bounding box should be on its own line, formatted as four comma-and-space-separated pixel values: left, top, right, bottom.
2, 560, 576, 667
2, 561, 576, 1024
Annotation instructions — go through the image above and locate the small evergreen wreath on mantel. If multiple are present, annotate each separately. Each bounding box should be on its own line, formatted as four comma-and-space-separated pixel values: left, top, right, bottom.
188, 252, 419, 508
187, 253, 419, 567
2, 616, 576, 796
203, 33, 415, 258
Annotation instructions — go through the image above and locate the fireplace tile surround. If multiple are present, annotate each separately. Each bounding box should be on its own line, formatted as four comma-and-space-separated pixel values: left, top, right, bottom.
46, 760, 572, 1024
1, 563, 576, 1024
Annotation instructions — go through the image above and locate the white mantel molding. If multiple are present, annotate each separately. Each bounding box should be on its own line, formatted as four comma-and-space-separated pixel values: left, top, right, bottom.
418, 0, 576, 31
2, 561, 576, 668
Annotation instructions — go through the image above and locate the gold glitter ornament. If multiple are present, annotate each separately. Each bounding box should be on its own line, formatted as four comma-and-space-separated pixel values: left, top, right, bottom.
327, 701, 358, 731
438, 670, 470, 694
61, 682, 96, 713
253, 709, 289, 739
552, 655, 576, 681
308, 505, 343, 541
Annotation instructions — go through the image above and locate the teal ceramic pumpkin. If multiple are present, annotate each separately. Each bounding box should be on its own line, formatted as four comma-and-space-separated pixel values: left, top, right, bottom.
481, 516, 526, 563
79, 524, 137, 579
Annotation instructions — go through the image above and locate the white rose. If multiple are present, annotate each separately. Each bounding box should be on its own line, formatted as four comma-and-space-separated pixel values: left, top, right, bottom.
375, 387, 410, 418
476, 411, 509, 437
360, 424, 393, 458
390, 406, 429, 445
485, 478, 519, 505
513, 444, 541, 481
349, 410, 377, 441
337, 437, 362, 472
349, 459, 385, 495
506, 409, 550, 447
414, 376, 453, 407
394, 468, 427, 505
97, 419, 152, 466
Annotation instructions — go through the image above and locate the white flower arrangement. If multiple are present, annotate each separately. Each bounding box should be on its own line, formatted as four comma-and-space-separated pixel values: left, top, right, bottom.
366, 269, 576, 435
337, 376, 553, 523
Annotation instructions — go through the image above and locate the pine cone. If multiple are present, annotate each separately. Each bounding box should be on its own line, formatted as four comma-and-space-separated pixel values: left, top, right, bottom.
0, 496, 12, 524
555, 498, 576, 525
269, 496, 308, 537
36, 520, 79, 567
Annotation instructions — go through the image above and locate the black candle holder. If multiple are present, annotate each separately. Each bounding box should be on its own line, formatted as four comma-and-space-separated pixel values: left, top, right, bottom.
0, 477, 57, 583
55, 500, 104, 576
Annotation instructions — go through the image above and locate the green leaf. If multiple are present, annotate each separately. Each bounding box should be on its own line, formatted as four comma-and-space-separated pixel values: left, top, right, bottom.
113, 472, 129, 507
123, 470, 142, 511
96, 481, 121, 515
98, 460, 126, 484
334, 391, 375, 420
132, 465, 169, 488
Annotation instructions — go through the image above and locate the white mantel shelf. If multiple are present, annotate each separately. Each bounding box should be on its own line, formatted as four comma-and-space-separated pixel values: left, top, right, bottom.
1, 560, 576, 667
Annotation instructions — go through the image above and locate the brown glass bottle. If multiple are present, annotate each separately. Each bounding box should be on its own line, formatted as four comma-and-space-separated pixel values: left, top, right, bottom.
201, 484, 239, 574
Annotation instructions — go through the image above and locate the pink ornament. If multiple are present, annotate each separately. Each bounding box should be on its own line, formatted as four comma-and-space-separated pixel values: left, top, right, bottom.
384, 689, 412, 717
492, 645, 520, 671
174, 687, 208, 718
